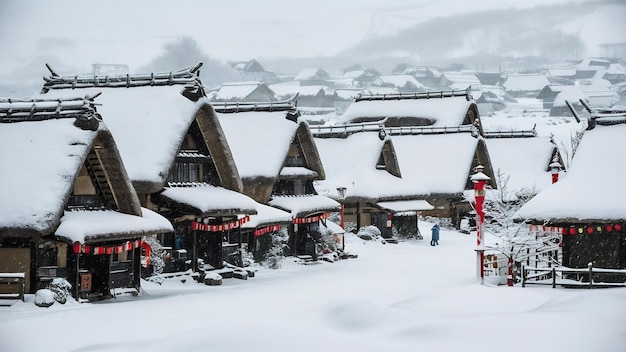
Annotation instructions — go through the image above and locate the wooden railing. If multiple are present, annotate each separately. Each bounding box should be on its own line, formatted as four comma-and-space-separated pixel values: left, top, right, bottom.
0, 273, 25, 301
522, 263, 626, 288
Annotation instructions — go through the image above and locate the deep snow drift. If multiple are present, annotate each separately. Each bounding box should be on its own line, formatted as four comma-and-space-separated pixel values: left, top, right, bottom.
2, 221, 625, 352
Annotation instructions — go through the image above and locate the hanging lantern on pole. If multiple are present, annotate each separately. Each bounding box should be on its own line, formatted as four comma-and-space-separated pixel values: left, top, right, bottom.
471, 165, 490, 285
550, 157, 562, 184
337, 186, 347, 252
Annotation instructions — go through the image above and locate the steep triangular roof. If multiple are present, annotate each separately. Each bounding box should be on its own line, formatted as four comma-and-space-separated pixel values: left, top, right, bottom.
391, 133, 496, 195
209, 81, 278, 102
0, 97, 172, 241
314, 132, 429, 203
39, 65, 242, 194
485, 135, 563, 200
516, 119, 626, 223
370, 75, 426, 90
215, 102, 325, 203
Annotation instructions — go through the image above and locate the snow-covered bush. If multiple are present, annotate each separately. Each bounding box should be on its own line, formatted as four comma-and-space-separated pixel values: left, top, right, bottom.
357, 225, 382, 241
49, 278, 72, 304
319, 224, 338, 252
143, 236, 166, 276
34, 289, 55, 308
241, 248, 255, 267
261, 229, 288, 269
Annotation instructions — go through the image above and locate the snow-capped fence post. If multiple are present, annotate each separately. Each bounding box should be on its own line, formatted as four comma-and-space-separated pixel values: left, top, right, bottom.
471, 165, 490, 285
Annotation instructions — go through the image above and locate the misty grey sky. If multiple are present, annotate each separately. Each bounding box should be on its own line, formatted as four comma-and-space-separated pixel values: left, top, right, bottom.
0, 0, 623, 77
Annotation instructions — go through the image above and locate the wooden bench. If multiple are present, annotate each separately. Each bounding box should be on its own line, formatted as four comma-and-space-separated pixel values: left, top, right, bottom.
0, 273, 25, 301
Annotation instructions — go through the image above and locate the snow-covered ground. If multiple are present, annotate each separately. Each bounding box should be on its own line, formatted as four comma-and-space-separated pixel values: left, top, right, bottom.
2, 221, 625, 352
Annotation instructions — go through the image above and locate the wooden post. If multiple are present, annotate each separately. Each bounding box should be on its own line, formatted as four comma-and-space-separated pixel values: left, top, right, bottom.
522, 265, 526, 288
192, 229, 198, 273
588, 262, 593, 288
552, 267, 556, 288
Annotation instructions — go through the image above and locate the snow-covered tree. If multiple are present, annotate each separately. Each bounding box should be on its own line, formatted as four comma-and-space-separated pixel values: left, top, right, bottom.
262, 228, 289, 270
143, 236, 166, 277
482, 169, 560, 284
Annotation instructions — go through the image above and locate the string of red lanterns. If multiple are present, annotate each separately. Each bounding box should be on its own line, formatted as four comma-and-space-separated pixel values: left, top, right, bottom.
561, 223, 623, 235
254, 225, 281, 237
72, 239, 143, 255
191, 215, 251, 232
292, 213, 330, 224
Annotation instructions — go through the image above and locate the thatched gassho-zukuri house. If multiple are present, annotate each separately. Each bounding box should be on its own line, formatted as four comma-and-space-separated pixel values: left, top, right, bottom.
484, 128, 566, 201
214, 100, 340, 259
515, 112, 626, 283
390, 131, 496, 228
330, 88, 494, 228
0, 97, 173, 301
40, 64, 259, 275
338, 89, 483, 135
313, 130, 433, 239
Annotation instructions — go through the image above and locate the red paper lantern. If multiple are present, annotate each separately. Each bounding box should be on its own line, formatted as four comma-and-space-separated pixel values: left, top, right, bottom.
587, 226, 594, 234
569, 227, 576, 235
606, 225, 613, 232
615, 224, 622, 232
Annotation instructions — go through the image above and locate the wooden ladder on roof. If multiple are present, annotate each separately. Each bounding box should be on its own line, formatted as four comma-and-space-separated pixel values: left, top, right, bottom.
85, 149, 117, 209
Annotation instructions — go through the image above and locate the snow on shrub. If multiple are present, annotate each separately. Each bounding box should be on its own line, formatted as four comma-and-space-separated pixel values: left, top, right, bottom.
35, 289, 56, 308
49, 278, 72, 304
357, 225, 382, 241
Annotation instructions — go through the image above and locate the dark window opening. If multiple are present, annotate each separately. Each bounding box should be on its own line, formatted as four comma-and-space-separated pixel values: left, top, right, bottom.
272, 180, 314, 196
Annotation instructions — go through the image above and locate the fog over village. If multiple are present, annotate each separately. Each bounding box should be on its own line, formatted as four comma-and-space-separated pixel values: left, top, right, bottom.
1, 1, 626, 351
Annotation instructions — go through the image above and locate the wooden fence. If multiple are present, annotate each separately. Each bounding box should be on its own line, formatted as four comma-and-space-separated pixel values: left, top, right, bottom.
522, 263, 626, 288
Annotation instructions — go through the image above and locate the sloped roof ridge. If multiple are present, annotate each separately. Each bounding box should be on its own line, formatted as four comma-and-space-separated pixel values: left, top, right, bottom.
311, 121, 478, 138
41, 63, 203, 92
355, 88, 473, 102
211, 95, 299, 114
0, 95, 100, 123
483, 125, 538, 138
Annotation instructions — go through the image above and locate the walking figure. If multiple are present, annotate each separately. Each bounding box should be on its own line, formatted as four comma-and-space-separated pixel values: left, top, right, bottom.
430, 223, 440, 246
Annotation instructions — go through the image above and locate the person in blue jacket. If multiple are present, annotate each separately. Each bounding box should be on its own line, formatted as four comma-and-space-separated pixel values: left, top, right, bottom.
431, 223, 440, 246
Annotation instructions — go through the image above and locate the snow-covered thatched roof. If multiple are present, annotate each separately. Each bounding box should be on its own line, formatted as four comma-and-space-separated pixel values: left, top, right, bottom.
209, 81, 278, 101
241, 202, 292, 229
314, 132, 429, 202
216, 106, 325, 203
39, 65, 246, 195
516, 121, 626, 223
503, 74, 550, 93
269, 83, 329, 99
268, 194, 340, 218
0, 97, 173, 241
154, 184, 258, 216
485, 136, 560, 200
40, 85, 206, 192
370, 75, 425, 90
217, 110, 300, 179
391, 133, 495, 194
337, 90, 478, 128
